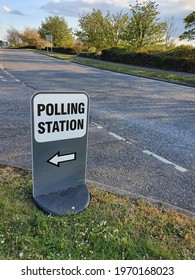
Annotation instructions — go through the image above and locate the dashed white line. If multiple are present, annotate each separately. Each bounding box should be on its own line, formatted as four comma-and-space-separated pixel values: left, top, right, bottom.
91, 122, 188, 173
126, 141, 133, 145
4, 70, 15, 79
92, 122, 98, 126
2, 70, 21, 82
92, 122, 126, 141
143, 150, 187, 173
0, 70, 21, 83
109, 132, 125, 141
92, 122, 103, 129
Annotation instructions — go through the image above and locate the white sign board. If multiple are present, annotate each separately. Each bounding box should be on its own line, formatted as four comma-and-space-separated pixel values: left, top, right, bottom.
33, 93, 88, 143
45, 34, 53, 41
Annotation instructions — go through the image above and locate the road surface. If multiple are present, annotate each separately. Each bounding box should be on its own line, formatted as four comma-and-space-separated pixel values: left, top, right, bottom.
0, 49, 195, 213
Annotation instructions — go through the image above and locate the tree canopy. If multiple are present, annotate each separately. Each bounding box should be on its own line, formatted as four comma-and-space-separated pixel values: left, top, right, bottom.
6, 27, 21, 46
179, 11, 195, 41
6, 26, 46, 48
76, 9, 128, 51
21, 28, 46, 48
123, 0, 166, 51
77, 9, 106, 51
39, 15, 73, 47
77, 1, 167, 51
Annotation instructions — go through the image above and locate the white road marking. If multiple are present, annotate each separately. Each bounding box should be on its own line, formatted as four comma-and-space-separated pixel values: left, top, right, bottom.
143, 150, 187, 172
3, 70, 20, 82
109, 132, 125, 141
91, 122, 103, 129
4, 70, 15, 79
0, 69, 21, 83
92, 122, 126, 141
91, 122, 98, 126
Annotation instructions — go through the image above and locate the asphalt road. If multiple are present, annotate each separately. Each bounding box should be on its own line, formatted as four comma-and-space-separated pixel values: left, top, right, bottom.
0, 49, 195, 213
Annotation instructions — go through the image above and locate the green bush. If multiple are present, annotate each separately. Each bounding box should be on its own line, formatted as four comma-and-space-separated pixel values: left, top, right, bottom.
100, 48, 195, 73
51, 45, 88, 55
52, 47, 79, 55
101, 47, 127, 62
167, 45, 195, 59
78, 52, 101, 59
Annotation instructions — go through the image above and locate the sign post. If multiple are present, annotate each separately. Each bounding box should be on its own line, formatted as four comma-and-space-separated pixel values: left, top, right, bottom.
45, 34, 53, 52
31, 91, 90, 216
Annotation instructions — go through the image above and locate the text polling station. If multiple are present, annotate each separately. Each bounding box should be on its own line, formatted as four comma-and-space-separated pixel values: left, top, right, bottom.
33, 92, 88, 143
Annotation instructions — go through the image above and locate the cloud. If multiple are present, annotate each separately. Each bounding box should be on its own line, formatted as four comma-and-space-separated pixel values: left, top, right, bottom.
40, 0, 129, 18
41, 0, 194, 19
158, 0, 195, 12
3, 5, 25, 16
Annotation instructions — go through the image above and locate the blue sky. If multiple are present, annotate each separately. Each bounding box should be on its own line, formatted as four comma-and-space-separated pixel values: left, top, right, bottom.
0, 0, 195, 44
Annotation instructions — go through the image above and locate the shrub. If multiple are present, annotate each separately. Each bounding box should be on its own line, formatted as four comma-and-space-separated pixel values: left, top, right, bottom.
52, 47, 79, 55
51, 45, 88, 55
101, 47, 127, 62
78, 52, 101, 59
100, 48, 195, 73
167, 45, 195, 59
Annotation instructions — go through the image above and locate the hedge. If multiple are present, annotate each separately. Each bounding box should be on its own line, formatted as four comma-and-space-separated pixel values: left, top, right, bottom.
51, 47, 79, 55
78, 52, 101, 59
101, 48, 195, 73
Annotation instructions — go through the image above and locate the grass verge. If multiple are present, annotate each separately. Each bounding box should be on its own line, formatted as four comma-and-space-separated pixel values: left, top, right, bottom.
0, 166, 195, 260
35, 51, 195, 87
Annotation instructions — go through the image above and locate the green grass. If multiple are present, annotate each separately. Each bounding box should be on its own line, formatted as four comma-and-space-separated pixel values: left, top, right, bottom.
0, 166, 195, 260
35, 50, 195, 86
74, 59, 195, 86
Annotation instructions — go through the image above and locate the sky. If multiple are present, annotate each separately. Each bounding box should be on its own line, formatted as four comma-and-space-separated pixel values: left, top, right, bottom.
0, 0, 195, 44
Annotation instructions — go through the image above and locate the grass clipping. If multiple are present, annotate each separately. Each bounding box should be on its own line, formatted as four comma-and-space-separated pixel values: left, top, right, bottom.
0, 166, 194, 260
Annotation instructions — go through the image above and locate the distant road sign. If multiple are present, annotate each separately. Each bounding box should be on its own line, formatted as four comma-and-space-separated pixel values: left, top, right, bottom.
45, 34, 53, 42
45, 34, 53, 52
31, 91, 90, 216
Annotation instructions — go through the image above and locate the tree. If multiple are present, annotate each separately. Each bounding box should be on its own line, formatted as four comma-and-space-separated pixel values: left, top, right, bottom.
77, 9, 129, 51
77, 9, 107, 51
123, 0, 167, 51
6, 27, 21, 46
179, 11, 195, 41
164, 17, 177, 50
103, 11, 129, 48
21, 27, 46, 48
39, 15, 73, 47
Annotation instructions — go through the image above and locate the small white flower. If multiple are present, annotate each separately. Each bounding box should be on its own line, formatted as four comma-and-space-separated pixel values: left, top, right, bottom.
19, 252, 24, 258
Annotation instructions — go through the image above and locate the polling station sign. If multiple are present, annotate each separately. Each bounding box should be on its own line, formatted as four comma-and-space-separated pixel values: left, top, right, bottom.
31, 91, 90, 216
33, 93, 88, 142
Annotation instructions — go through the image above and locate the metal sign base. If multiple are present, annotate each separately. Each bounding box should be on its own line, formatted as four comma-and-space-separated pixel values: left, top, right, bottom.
34, 184, 90, 216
